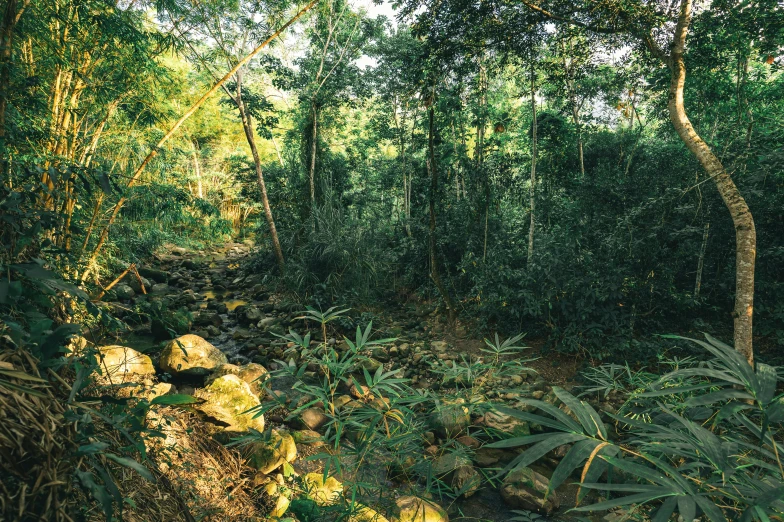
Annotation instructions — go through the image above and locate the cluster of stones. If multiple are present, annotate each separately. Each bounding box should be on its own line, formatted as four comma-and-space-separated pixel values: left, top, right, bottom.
94, 245, 625, 520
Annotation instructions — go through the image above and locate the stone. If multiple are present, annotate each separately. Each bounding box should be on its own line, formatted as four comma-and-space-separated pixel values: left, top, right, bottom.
127, 275, 151, 293
292, 430, 323, 446
151, 283, 170, 294
114, 284, 135, 300
394, 496, 448, 522
237, 305, 264, 326
456, 436, 480, 449
206, 362, 268, 396
159, 334, 227, 375
193, 374, 265, 432
297, 407, 329, 431
194, 310, 223, 327
245, 429, 297, 474
97, 345, 154, 381
349, 382, 373, 400
483, 410, 530, 437
500, 467, 559, 514
473, 447, 506, 468
430, 341, 448, 352
303, 472, 343, 505
264, 482, 290, 518
430, 399, 470, 438
354, 357, 383, 373
431, 454, 480, 498
138, 267, 168, 283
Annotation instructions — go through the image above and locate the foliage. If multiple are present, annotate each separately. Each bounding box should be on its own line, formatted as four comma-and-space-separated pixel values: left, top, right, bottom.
488, 335, 784, 520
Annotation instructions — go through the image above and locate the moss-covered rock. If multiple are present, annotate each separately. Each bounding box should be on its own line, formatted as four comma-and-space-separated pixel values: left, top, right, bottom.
245, 429, 297, 474
393, 496, 448, 522
98, 345, 154, 381
194, 374, 265, 432
303, 472, 343, 505
206, 362, 268, 396
500, 467, 559, 514
429, 399, 470, 438
483, 410, 530, 437
159, 334, 227, 375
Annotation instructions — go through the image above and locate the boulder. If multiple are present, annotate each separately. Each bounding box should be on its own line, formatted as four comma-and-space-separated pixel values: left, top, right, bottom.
114, 284, 135, 300
206, 362, 268, 396
431, 454, 481, 498
500, 467, 559, 514
292, 430, 324, 446
430, 399, 470, 438
98, 345, 154, 381
159, 334, 227, 375
138, 267, 168, 283
194, 310, 223, 327
245, 429, 297, 474
236, 305, 263, 326
127, 275, 151, 293
303, 472, 343, 505
151, 283, 170, 294
194, 374, 265, 432
483, 410, 530, 437
296, 407, 329, 431
393, 496, 448, 522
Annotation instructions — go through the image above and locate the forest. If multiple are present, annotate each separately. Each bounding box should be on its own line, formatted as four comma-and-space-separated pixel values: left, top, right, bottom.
1, 0, 783, 520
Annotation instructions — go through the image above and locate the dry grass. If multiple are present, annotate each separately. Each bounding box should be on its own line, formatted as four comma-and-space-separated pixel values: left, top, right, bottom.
0, 336, 267, 521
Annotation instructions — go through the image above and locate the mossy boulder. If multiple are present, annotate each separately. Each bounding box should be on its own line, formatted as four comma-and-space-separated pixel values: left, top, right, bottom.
393, 496, 448, 522
159, 334, 227, 375
244, 429, 297, 474
206, 362, 268, 396
483, 410, 530, 437
98, 345, 154, 381
431, 453, 481, 498
194, 374, 265, 432
429, 399, 470, 438
303, 472, 343, 505
500, 467, 559, 514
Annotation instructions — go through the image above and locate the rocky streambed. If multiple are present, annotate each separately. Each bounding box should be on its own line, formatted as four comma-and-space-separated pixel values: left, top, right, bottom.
91, 243, 626, 522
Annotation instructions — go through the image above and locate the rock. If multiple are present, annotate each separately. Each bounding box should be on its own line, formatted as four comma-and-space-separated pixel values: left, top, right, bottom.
354, 357, 382, 373
292, 430, 323, 446
483, 410, 530, 437
456, 436, 480, 449
194, 374, 265, 432
159, 334, 227, 375
245, 429, 297, 474
393, 496, 448, 522
138, 267, 168, 283
349, 382, 373, 401
430, 399, 470, 438
127, 275, 151, 293
98, 345, 154, 381
432, 454, 480, 498
194, 310, 223, 327
150, 283, 170, 295
296, 407, 329, 431
114, 284, 135, 300
350, 505, 390, 522
430, 340, 448, 352
237, 305, 264, 326
264, 482, 291, 518
473, 447, 505, 467
303, 472, 343, 505
206, 362, 268, 396
500, 467, 559, 514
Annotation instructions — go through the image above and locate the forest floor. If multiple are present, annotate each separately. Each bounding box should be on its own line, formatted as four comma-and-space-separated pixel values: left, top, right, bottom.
96, 241, 621, 522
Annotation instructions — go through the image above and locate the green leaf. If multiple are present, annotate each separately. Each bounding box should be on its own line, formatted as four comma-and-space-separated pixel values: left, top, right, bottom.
150, 393, 199, 406
104, 453, 156, 482
547, 438, 599, 495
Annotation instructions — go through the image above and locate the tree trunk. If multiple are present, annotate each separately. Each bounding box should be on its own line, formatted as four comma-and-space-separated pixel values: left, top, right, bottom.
309, 102, 318, 208
79, 0, 318, 283
426, 102, 456, 324
667, 0, 756, 364
694, 221, 709, 299
0, 0, 28, 160
527, 61, 538, 266
235, 69, 285, 274
192, 140, 203, 198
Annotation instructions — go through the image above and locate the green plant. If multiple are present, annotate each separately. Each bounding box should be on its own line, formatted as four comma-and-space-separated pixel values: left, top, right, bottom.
487, 334, 784, 520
